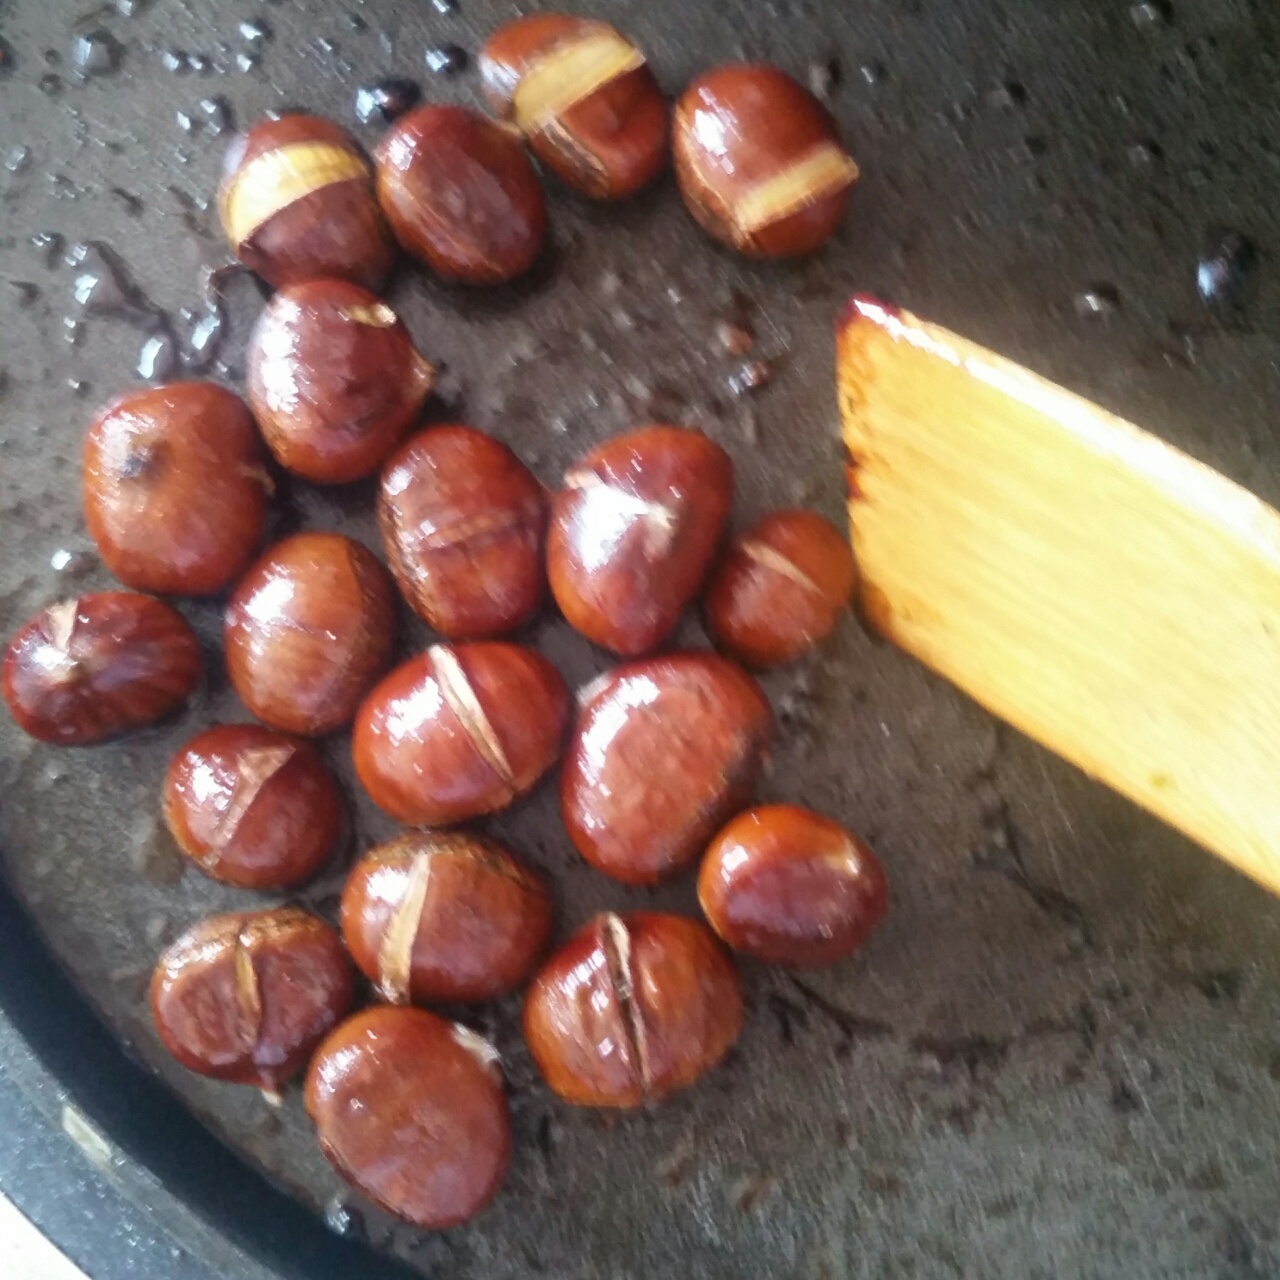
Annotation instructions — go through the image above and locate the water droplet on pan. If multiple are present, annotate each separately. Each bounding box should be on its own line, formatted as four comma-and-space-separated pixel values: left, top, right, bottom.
1197, 229, 1255, 307
424, 43, 468, 75
354, 78, 421, 125
69, 29, 124, 77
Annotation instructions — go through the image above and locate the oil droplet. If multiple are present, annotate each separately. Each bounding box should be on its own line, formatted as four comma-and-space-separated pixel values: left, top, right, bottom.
179, 302, 226, 372
138, 330, 178, 381
239, 18, 273, 45
355, 78, 421, 125
1197, 229, 1255, 307
1130, 0, 1172, 26
4, 145, 31, 174
50, 547, 96, 575
115, 0, 148, 13
38, 72, 63, 95
199, 96, 234, 135
1074, 284, 1121, 319
67, 242, 151, 321
69, 29, 124, 78
324, 1196, 368, 1241
807, 58, 841, 101
0, 37, 14, 74
424, 44, 468, 75
236, 51, 260, 73
159, 48, 189, 73
431, 0, 459, 12
31, 230, 65, 265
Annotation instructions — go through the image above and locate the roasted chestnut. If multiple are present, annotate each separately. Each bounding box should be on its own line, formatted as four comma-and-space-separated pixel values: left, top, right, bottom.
353, 643, 569, 825
479, 14, 668, 200
698, 805, 887, 966
3, 592, 201, 745
547, 426, 733, 655
524, 911, 742, 1107
704, 509, 856, 668
305, 1006, 511, 1228
673, 64, 859, 258
377, 425, 547, 638
163, 724, 342, 890
374, 104, 547, 284
151, 908, 353, 1091
340, 830, 552, 1004
246, 279, 434, 485
224, 533, 396, 736
219, 113, 395, 289
561, 652, 771, 884
83, 382, 269, 596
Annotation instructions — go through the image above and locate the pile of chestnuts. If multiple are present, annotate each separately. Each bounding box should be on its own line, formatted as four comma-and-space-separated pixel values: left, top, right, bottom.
1, 12, 883, 1235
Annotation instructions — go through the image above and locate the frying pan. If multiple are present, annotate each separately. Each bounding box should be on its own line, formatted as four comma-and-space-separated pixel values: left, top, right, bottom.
3, 0, 1280, 1276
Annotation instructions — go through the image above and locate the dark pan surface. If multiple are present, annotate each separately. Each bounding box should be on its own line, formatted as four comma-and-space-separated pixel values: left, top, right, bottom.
3, 1, 1280, 1276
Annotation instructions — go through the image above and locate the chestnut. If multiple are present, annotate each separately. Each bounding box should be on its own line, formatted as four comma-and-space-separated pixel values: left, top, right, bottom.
377, 425, 548, 638
246, 280, 434, 485
218, 113, 395, 290
151, 908, 353, 1092
698, 805, 887, 966
374, 105, 547, 284
163, 724, 342, 890
305, 1006, 511, 1229
478, 15, 668, 200
704, 509, 856, 668
523, 911, 742, 1108
561, 652, 771, 884
547, 426, 733, 655
3, 592, 201, 745
340, 830, 552, 1004
224, 533, 396, 736
83, 382, 269, 596
353, 643, 569, 825
673, 64, 859, 258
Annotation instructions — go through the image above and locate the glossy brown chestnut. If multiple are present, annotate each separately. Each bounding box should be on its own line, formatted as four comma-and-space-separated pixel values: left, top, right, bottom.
374, 105, 547, 284
561, 652, 772, 884
704, 509, 856, 668
246, 280, 434, 485
698, 805, 887, 966
547, 426, 733, 655
151, 908, 353, 1092
523, 911, 742, 1108
3, 593, 201, 745
163, 724, 342, 890
377, 425, 548, 638
673, 64, 859, 258
340, 830, 552, 1004
479, 15, 668, 200
224, 533, 396, 736
218, 113, 395, 290
83, 382, 270, 596
353, 643, 569, 826
305, 1006, 511, 1228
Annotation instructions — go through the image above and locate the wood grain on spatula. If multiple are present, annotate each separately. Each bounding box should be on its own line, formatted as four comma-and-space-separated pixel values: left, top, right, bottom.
838, 295, 1280, 894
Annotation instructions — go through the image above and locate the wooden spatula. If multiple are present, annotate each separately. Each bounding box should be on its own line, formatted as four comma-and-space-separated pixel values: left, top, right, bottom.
837, 295, 1280, 895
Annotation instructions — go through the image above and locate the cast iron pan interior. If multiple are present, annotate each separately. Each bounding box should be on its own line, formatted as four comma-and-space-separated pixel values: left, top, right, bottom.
3, 1, 1280, 1276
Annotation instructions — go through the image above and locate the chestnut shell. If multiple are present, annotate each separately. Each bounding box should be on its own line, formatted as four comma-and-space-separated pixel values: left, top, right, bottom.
83, 382, 269, 596
3, 592, 201, 745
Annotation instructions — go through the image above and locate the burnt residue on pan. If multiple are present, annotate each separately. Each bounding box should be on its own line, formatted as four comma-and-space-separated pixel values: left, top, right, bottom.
2, 1, 1280, 1277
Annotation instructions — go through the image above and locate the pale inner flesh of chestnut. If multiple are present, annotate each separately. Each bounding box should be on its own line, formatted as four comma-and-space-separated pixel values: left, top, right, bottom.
738, 539, 824, 595
377, 850, 432, 1004
600, 912, 652, 1095
429, 644, 517, 792
221, 142, 369, 247
730, 142, 859, 237
512, 29, 645, 131
209, 743, 296, 853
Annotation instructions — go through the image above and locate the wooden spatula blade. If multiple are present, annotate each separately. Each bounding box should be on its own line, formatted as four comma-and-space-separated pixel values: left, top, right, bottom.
838, 294, 1280, 894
